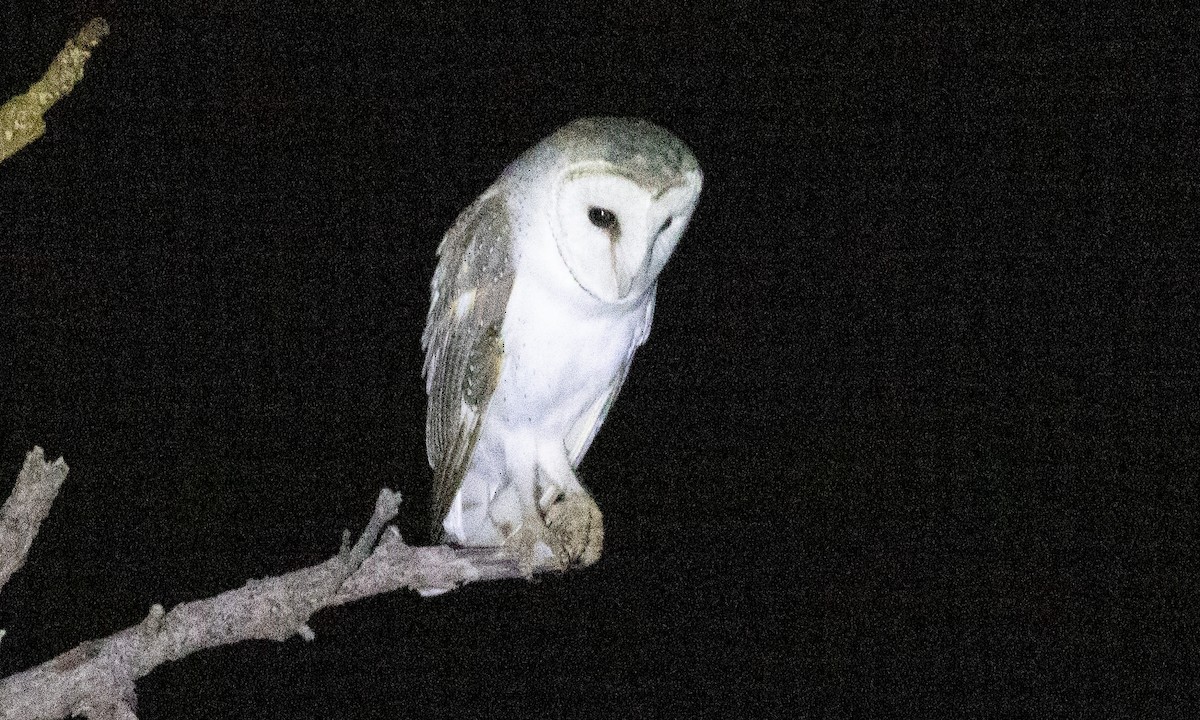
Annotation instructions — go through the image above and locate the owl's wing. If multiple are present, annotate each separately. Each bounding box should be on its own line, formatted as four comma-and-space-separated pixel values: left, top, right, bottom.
566, 290, 657, 467
422, 187, 515, 537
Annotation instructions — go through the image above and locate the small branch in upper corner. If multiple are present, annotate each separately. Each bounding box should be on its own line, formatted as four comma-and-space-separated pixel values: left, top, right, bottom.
0, 18, 110, 165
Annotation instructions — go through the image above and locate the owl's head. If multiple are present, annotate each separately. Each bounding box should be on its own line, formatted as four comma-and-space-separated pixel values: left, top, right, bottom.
524, 117, 703, 304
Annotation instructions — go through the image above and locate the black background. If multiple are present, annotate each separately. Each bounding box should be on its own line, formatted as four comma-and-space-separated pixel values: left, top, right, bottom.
2, 3, 1197, 718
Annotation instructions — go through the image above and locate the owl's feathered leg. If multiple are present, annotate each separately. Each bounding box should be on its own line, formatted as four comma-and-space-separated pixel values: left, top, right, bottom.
481, 445, 603, 572
481, 479, 562, 575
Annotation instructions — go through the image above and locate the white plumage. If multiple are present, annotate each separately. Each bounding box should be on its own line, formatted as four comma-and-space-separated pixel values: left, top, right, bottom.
423, 117, 702, 568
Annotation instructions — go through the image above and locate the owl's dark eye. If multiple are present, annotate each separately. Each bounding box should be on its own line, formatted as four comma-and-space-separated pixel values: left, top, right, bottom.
659, 217, 673, 234
588, 207, 618, 230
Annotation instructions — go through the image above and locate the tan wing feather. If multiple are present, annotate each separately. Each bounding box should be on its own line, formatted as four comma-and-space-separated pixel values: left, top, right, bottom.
422, 188, 514, 537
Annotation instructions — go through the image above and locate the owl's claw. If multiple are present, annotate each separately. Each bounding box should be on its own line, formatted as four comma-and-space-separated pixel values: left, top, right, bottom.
500, 492, 603, 575
503, 517, 562, 577
544, 491, 604, 568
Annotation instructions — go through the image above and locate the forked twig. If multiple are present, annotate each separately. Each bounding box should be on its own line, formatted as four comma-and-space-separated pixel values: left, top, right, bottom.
0, 448, 69, 595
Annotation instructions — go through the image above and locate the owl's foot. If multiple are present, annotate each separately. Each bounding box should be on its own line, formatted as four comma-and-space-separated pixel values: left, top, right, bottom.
543, 491, 604, 568
502, 516, 560, 577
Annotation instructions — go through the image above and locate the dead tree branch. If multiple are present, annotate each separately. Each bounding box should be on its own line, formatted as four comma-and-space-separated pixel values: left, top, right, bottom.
0, 452, 552, 720
0, 18, 109, 164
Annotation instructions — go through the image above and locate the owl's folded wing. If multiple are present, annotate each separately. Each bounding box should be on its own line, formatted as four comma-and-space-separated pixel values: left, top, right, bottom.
422, 188, 515, 538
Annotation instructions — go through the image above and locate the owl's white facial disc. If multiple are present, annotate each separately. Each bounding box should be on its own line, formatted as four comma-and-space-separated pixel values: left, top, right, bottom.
552, 166, 701, 303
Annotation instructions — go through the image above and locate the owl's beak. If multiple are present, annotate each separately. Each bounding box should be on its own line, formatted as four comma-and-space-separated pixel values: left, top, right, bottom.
611, 238, 651, 299
615, 265, 634, 298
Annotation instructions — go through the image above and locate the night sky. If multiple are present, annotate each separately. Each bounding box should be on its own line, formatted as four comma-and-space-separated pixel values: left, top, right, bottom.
2, 3, 1197, 718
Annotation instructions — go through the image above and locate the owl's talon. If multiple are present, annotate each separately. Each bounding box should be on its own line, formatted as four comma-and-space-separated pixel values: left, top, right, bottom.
543, 491, 604, 568
503, 518, 566, 577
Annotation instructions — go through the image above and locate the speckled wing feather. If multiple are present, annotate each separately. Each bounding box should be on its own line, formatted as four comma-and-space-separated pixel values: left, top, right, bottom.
422, 187, 514, 537
566, 291, 657, 467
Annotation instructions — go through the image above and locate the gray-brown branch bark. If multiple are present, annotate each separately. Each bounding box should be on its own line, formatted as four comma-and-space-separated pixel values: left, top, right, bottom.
0, 451, 553, 720
0, 448, 69, 595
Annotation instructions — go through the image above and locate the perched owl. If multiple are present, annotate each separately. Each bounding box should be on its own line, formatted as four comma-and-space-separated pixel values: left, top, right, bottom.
423, 117, 702, 570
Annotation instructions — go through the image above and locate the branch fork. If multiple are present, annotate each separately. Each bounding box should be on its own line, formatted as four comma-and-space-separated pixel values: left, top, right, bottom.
0, 449, 563, 719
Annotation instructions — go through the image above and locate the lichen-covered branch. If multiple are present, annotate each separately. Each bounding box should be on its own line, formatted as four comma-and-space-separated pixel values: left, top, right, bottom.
0, 448, 69, 595
0, 455, 555, 720
0, 18, 109, 165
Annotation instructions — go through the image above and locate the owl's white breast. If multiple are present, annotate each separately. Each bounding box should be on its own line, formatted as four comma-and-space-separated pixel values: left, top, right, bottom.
489, 201, 650, 449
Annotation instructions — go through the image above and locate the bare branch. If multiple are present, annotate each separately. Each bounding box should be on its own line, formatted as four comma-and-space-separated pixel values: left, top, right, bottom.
0, 472, 560, 719
0, 447, 69, 595
0, 18, 109, 164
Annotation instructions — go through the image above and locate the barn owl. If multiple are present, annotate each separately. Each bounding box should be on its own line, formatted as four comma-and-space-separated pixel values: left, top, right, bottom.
423, 117, 702, 570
